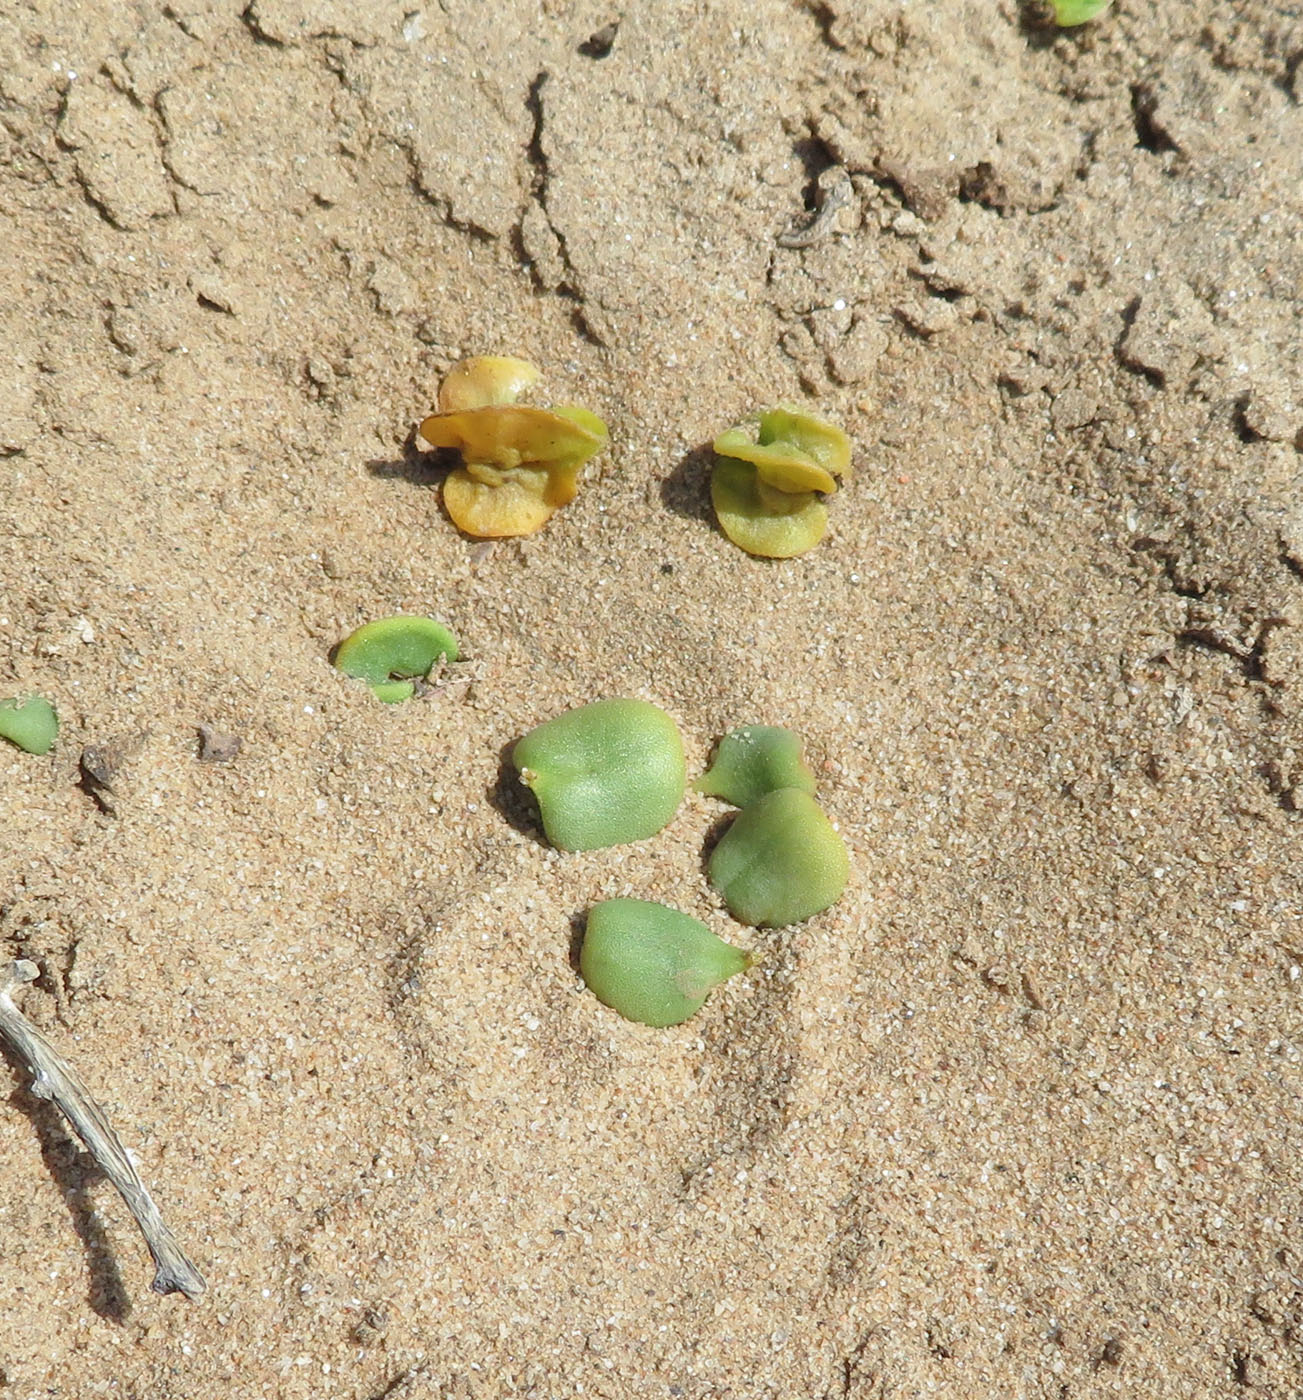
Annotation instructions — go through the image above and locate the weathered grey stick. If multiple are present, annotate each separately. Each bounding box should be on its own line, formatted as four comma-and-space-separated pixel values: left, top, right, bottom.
0, 960, 206, 1300
777, 165, 855, 249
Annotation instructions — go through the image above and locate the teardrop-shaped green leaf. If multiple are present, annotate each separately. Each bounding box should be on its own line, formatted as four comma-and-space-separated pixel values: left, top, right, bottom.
708, 787, 849, 927
581, 898, 753, 1026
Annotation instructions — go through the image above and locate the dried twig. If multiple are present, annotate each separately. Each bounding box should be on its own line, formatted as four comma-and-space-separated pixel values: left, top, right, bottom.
777, 165, 855, 249
0, 960, 206, 1300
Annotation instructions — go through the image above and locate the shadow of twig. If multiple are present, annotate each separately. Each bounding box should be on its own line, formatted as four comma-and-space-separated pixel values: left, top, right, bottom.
2, 1073, 132, 1321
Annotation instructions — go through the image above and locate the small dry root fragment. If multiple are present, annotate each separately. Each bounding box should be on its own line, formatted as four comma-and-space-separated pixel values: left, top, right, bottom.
777, 166, 854, 249
0, 960, 206, 1300
417, 357, 608, 537
711, 407, 851, 558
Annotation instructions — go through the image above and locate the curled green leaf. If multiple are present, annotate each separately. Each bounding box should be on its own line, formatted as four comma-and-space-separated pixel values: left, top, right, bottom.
710, 405, 850, 558
708, 787, 849, 927
696, 725, 817, 807
1051, 0, 1113, 24
713, 426, 839, 495
333, 616, 459, 703
581, 898, 753, 1027
513, 698, 685, 851
0, 696, 58, 755
713, 406, 851, 494
711, 457, 828, 558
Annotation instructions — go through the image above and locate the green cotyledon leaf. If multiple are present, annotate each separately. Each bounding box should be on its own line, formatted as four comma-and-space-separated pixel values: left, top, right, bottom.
711, 457, 828, 558
581, 898, 753, 1027
513, 698, 686, 851
333, 616, 459, 703
708, 787, 849, 927
0, 696, 58, 755
696, 725, 817, 807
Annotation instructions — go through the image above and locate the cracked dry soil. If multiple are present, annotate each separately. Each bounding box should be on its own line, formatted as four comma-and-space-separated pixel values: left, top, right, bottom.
3, 1, 1303, 1396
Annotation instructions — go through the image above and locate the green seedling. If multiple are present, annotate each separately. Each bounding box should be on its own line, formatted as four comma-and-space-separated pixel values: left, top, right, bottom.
580, 898, 753, 1027
513, 698, 686, 851
0, 696, 58, 755
708, 787, 849, 927
696, 725, 817, 807
713, 407, 851, 495
710, 459, 829, 559
333, 615, 459, 703
1051, 0, 1112, 24
417, 356, 608, 538
711, 406, 851, 558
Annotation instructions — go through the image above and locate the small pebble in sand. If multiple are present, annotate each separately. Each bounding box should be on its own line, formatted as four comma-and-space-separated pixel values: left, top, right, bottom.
197, 725, 243, 762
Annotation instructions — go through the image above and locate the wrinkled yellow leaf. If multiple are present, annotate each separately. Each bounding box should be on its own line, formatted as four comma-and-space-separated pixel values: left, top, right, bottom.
418, 358, 610, 538
437, 355, 540, 411
418, 403, 603, 471
443, 466, 558, 537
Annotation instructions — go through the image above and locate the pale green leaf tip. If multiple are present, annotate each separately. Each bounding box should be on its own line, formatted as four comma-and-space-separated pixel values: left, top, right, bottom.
1051, 0, 1113, 25
0, 695, 59, 755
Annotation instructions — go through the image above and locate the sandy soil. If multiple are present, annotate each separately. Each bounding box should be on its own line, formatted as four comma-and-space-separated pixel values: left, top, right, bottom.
3, 0, 1303, 1395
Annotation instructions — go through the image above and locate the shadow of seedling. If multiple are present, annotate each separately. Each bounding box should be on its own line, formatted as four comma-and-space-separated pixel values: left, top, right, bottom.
368, 433, 498, 541
566, 910, 587, 975
1, 1071, 131, 1322
659, 442, 716, 527
488, 739, 550, 849
365, 427, 457, 485
1016, 0, 1070, 47
698, 810, 734, 878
